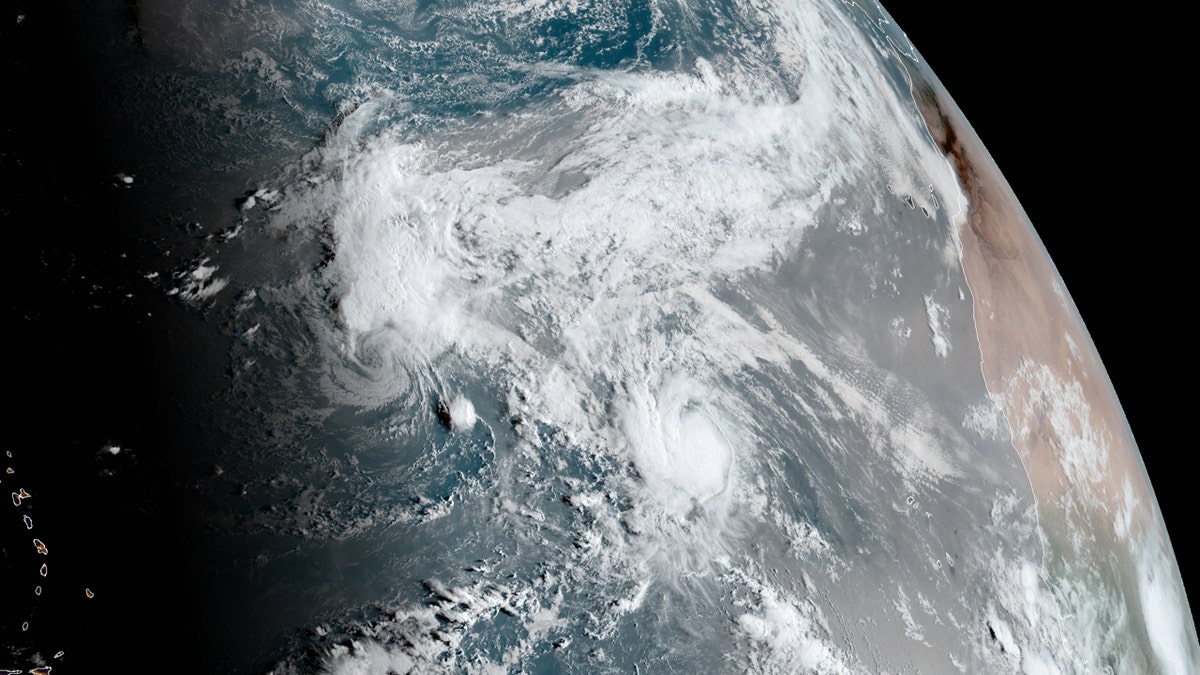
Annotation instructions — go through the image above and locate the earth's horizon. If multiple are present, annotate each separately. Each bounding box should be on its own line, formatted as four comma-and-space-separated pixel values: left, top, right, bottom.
3, 0, 1192, 672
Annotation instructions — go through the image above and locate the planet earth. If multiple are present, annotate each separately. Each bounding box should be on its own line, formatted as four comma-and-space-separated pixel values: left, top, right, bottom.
3, 0, 1194, 672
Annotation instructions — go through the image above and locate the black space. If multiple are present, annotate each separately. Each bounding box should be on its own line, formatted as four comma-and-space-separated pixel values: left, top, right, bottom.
880, 0, 1191, 603
2, 0, 1189, 666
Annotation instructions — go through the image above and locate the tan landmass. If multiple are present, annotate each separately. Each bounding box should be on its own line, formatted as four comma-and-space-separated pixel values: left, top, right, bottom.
911, 73, 1191, 665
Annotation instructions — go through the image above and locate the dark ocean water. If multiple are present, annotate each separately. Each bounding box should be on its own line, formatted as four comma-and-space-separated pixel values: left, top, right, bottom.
4, 0, 1194, 673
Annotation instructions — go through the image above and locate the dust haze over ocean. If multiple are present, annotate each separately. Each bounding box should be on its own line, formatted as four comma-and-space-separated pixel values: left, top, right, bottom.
3, 0, 1193, 672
